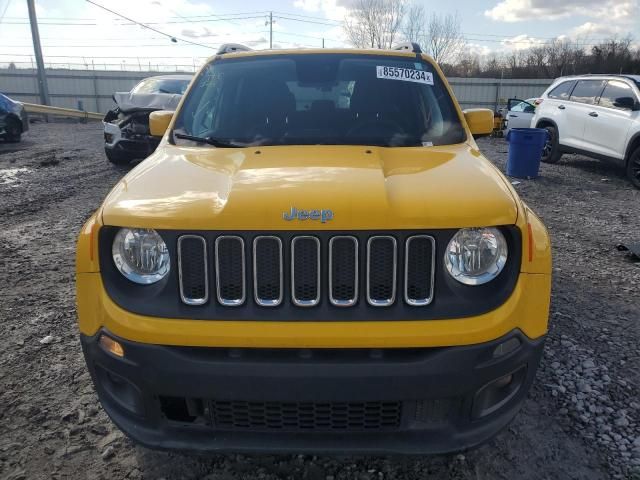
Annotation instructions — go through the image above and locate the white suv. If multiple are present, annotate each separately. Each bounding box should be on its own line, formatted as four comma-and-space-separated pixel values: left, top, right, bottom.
531, 74, 640, 188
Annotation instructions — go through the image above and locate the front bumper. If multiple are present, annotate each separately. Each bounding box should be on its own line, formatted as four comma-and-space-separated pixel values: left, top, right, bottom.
103, 121, 159, 158
81, 329, 544, 454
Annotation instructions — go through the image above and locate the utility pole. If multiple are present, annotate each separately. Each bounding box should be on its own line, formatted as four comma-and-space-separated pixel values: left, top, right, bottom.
322, 38, 325, 48
26, 0, 50, 107
268, 12, 273, 49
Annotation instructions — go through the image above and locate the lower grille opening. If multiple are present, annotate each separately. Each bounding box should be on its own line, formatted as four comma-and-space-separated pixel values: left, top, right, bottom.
211, 400, 402, 431
160, 396, 209, 425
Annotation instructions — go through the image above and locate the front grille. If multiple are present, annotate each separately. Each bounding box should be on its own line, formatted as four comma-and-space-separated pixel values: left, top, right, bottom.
215, 236, 246, 306
177, 233, 436, 309
177, 235, 208, 305
253, 236, 283, 306
329, 236, 358, 306
367, 236, 397, 306
291, 236, 321, 307
210, 400, 402, 431
405, 235, 436, 306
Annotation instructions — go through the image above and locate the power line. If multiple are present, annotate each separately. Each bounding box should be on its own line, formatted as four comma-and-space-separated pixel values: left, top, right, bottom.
84, 0, 214, 49
0, 0, 12, 24
2, 14, 268, 25
273, 15, 341, 27
271, 10, 342, 24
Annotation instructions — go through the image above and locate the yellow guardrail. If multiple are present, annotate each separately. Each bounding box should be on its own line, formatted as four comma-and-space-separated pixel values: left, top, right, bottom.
23, 102, 103, 121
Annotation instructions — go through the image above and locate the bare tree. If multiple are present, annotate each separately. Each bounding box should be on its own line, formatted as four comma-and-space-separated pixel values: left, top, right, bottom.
425, 12, 465, 64
402, 3, 426, 44
344, 0, 407, 49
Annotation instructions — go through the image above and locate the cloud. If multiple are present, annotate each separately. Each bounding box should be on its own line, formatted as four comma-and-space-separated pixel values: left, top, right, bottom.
569, 21, 629, 38
466, 43, 493, 57
484, 0, 638, 22
292, 0, 348, 21
501, 34, 545, 51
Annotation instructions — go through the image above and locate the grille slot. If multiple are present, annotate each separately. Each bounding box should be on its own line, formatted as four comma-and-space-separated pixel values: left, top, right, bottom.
215, 236, 246, 306
405, 235, 436, 306
291, 236, 321, 307
253, 236, 283, 307
366, 236, 397, 307
177, 235, 208, 305
329, 236, 358, 307
210, 400, 402, 431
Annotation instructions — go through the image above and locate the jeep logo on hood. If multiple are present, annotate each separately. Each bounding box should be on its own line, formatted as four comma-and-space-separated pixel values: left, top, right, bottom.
283, 207, 333, 223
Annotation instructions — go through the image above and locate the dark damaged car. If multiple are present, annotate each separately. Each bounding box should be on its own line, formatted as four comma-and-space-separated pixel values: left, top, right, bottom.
0, 93, 29, 143
103, 75, 192, 164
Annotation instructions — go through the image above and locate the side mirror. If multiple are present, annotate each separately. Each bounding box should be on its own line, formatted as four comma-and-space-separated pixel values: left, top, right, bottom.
612, 96, 637, 110
463, 108, 494, 137
149, 110, 174, 137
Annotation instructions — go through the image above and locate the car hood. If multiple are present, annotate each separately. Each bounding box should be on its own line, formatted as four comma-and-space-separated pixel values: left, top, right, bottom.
101, 143, 519, 230
113, 92, 182, 113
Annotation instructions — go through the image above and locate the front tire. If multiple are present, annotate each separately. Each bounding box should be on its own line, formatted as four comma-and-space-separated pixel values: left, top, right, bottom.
105, 147, 132, 165
626, 146, 640, 189
540, 125, 562, 164
4, 117, 22, 143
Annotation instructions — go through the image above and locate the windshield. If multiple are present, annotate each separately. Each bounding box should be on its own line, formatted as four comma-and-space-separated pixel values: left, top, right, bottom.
173, 53, 465, 147
132, 78, 190, 95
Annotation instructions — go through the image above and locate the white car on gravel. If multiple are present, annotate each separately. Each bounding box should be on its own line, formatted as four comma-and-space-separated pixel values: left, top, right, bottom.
530, 74, 640, 188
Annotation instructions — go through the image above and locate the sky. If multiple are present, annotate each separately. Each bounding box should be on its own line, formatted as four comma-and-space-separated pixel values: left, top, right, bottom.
0, 0, 638, 71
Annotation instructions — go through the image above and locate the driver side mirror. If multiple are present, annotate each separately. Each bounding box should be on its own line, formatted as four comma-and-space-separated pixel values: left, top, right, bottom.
149, 110, 174, 137
463, 108, 494, 137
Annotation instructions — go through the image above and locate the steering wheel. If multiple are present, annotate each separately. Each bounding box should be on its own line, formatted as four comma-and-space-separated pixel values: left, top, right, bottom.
347, 119, 405, 138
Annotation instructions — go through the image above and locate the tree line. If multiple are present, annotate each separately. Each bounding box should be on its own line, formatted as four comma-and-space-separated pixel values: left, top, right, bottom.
343, 0, 640, 78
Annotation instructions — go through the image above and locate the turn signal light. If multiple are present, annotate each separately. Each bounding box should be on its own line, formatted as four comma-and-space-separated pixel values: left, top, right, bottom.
99, 334, 124, 358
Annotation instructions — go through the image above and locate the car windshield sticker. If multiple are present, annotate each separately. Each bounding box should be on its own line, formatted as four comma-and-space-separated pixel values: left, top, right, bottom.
376, 66, 433, 85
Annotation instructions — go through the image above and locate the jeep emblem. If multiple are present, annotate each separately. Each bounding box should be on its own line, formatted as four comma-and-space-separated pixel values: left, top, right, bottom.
283, 207, 333, 223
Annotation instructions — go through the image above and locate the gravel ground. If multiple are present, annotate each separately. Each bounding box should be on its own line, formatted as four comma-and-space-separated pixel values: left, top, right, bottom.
0, 122, 638, 480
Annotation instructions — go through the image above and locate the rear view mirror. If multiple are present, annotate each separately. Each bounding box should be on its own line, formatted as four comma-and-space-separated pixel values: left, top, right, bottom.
149, 110, 174, 137
613, 96, 638, 110
463, 109, 494, 137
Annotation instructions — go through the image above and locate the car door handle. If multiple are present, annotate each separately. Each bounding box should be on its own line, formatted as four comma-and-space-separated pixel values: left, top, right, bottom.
588, 111, 598, 117
508, 114, 518, 118
558, 105, 566, 110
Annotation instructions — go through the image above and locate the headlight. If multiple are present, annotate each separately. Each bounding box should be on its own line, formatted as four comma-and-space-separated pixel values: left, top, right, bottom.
112, 228, 170, 284
444, 227, 508, 285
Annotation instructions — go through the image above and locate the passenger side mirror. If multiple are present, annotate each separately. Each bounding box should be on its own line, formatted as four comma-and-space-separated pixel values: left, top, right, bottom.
613, 96, 638, 110
463, 109, 494, 138
149, 110, 174, 137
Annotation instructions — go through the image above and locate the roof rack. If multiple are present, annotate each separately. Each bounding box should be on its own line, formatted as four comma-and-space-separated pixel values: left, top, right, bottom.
216, 43, 252, 55
393, 42, 422, 54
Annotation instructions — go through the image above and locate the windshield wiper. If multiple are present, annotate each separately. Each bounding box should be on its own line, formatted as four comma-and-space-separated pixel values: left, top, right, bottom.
174, 132, 243, 148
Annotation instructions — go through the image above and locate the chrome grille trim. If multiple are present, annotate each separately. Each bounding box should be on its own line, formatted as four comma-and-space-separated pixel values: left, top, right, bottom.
366, 236, 397, 307
253, 236, 283, 307
404, 235, 436, 306
214, 235, 246, 307
177, 235, 209, 306
291, 235, 321, 307
329, 236, 359, 307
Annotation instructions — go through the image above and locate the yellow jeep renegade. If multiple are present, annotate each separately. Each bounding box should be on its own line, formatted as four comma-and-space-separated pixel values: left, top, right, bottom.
76, 43, 551, 454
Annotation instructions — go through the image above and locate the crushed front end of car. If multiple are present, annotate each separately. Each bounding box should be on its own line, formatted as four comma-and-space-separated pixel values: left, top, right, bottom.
103, 91, 183, 164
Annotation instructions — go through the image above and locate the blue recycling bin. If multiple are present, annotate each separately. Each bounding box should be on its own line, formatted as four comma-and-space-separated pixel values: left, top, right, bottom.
505, 128, 548, 179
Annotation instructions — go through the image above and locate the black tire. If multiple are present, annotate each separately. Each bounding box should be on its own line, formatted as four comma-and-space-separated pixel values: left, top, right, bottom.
4, 117, 22, 143
626, 146, 640, 189
105, 147, 132, 165
540, 125, 562, 164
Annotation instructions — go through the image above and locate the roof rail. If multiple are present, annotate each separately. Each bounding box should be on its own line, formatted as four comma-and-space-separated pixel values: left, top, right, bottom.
216, 43, 252, 55
393, 42, 422, 54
